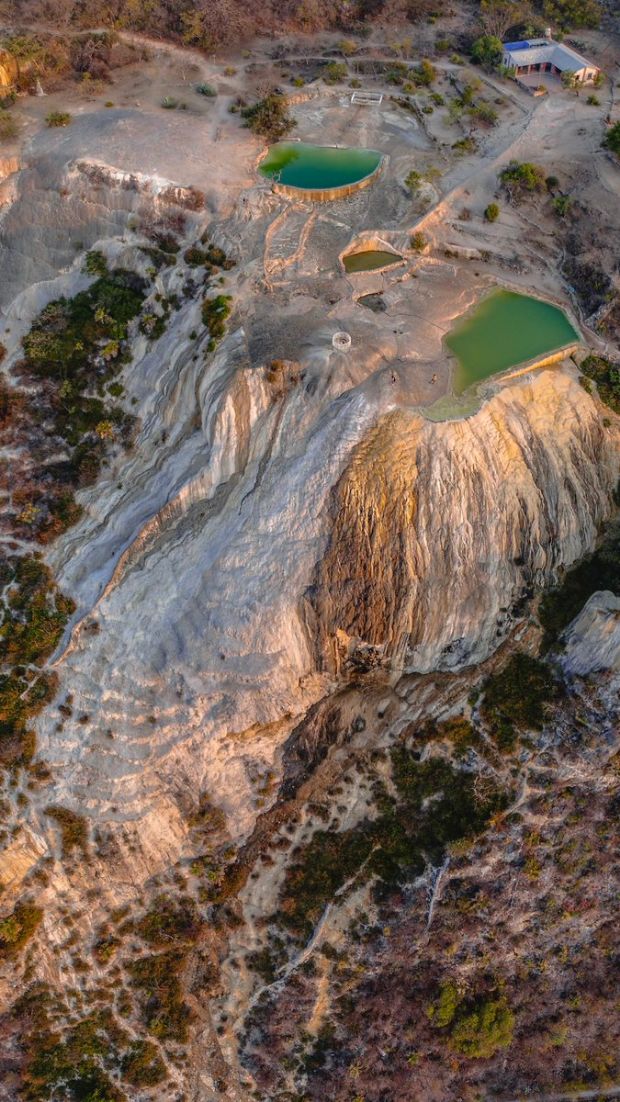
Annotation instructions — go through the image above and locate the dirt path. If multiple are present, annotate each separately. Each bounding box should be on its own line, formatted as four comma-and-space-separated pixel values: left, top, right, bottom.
503, 1086, 620, 1102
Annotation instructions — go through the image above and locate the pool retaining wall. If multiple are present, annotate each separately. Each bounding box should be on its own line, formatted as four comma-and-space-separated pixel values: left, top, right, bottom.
500, 343, 580, 382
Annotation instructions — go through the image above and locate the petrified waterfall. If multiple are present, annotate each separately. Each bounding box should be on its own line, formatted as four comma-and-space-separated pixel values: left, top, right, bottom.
310, 371, 619, 673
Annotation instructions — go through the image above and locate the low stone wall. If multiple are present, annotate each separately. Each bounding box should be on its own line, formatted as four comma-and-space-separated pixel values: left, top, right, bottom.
269, 154, 386, 203
500, 343, 580, 381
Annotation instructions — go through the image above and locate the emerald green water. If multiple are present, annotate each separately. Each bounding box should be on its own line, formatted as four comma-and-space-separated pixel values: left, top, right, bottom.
259, 142, 382, 190
344, 249, 403, 274
446, 290, 578, 394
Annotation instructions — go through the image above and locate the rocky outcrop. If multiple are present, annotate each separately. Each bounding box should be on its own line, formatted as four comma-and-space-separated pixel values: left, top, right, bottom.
309, 372, 620, 673
561, 591, 620, 678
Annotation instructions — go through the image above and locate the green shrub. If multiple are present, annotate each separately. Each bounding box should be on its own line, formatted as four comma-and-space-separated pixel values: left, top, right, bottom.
17, 997, 130, 1102
83, 249, 108, 277
484, 201, 499, 222
410, 58, 436, 86
499, 160, 546, 199
0, 555, 75, 767
121, 1040, 167, 1086
405, 169, 422, 193
433, 715, 483, 758
184, 245, 208, 267
202, 294, 232, 350
0, 901, 43, 959
45, 806, 89, 857
471, 34, 503, 69
428, 982, 515, 1058
20, 267, 145, 495
45, 111, 72, 127
553, 193, 572, 217
324, 61, 347, 84
160, 96, 178, 109
135, 894, 202, 948
587, 94, 600, 105
480, 652, 557, 749
452, 136, 477, 155
241, 92, 294, 141
467, 102, 498, 127
450, 995, 515, 1057
578, 353, 620, 413
196, 82, 216, 97
603, 120, 620, 156
129, 950, 192, 1042
427, 981, 461, 1026
410, 231, 427, 252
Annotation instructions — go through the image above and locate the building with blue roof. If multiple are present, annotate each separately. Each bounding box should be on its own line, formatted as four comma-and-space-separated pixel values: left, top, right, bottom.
502, 36, 600, 85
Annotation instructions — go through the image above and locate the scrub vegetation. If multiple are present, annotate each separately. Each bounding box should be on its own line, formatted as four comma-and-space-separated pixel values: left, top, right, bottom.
539, 521, 620, 648
17, 261, 145, 535
0, 901, 43, 961
478, 652, 558, 750
275, 749, 507, 943
10, 985, 167, 1101
0, 555, 75, 768
428, 982, 515, 1057
579, 353, 620, 413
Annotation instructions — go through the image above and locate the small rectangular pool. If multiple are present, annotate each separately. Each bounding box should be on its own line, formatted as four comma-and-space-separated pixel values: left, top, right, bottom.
446, 290, 579, 394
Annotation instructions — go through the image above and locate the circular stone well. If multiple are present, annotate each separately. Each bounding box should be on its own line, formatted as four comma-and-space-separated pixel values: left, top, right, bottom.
332, 331, 352, 352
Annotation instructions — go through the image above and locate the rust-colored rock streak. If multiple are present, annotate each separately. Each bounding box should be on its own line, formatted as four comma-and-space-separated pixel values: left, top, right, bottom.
311, 373, 619, 673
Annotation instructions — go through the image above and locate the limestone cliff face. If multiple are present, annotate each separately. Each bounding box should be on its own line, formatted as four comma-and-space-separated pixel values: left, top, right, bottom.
310, 372, 620, 673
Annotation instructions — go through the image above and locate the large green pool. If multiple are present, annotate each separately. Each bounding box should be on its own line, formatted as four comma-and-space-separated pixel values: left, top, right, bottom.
446, 290, 579, 394
259, 142, 382, 191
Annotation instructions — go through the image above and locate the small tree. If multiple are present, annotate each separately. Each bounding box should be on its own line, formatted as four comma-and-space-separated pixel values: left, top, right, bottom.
410, 231, 427, 252
324, 61, 347, 84
552, 194, 572, 217
471, 34, 503, 69
405, 170, 422, 193
603, 121, 620, 156
499, 160, 546, 200
485, 202, 500, 222
561, 70, 579, 93
411, 58, 436, 86
241, 93, 295, 141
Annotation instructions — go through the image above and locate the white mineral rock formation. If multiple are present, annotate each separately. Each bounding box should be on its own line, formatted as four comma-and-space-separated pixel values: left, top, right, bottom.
561, 591, 620, 678
34, 343, 618, 870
